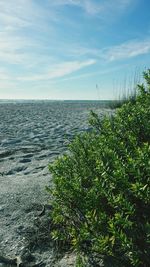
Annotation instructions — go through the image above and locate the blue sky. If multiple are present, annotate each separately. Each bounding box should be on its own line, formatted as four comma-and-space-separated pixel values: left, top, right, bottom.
0, 0, 150, 100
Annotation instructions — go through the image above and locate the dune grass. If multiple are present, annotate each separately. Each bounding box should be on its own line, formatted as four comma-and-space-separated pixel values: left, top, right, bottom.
107, 70, 141, 109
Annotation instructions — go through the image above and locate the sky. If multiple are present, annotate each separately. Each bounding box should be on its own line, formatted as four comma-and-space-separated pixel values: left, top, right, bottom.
0, 0, 150, 100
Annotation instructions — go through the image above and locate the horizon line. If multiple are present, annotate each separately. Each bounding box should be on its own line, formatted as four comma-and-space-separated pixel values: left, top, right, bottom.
0, 98, 118, 101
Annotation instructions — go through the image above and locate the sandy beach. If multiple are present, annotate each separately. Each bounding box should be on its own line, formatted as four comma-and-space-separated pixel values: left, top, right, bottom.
0, 101, 110, 266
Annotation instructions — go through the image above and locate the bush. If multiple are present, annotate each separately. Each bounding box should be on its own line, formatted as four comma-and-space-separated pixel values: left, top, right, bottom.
47, 70, 150, 267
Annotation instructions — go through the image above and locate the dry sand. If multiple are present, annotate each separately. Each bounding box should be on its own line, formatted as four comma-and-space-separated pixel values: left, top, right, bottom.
0, 101, 111, 266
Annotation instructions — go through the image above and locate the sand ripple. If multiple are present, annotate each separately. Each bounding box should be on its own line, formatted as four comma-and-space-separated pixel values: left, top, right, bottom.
0, 101, 111, 266
0, 101, 110, 177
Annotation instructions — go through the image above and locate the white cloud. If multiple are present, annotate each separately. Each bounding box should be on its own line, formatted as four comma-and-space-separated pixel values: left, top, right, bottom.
0, 0, 148, 92
17, 59, 96, 81
64, 38, 150, 62
0, 69, 12, 80
0, 0, 58, 32
0, 31, 35, 64
0, 1, 38, 65
0, 0, 59, 67
49, 64, 129, 84
0, 69, 21, 94
102, 39, 150, 61
53, 0, 133, 15
0, 0, 43, 26
48, 59, 96, 79
0, 0, 135, 68
0, 12, 30, 29
53, 0, 100, 15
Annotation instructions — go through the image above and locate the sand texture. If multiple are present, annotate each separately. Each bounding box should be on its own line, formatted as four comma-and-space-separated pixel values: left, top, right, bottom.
0, 101, 111, 266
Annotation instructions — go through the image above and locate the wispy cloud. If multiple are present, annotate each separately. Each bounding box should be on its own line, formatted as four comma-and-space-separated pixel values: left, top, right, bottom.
0, 0, 57, 66
0, 0, 149, 100
17, 59, 96, 81
0, 68, 12, 80
0, 0, 56, 30
53, 0, 100, 15
63, 38, 150, 62
0, 0, 136, 68
48, 64, 130, 84
0, 68, 19, 95
53, 0, 133, 16
102, 39, 150, 61
0, 31, 33, 64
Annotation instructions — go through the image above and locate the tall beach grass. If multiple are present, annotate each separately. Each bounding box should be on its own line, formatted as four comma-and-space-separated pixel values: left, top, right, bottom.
108, 69, 141, 109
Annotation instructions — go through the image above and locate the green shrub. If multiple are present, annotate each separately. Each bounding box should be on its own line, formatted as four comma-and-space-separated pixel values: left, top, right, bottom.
47, 70, 150, 267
